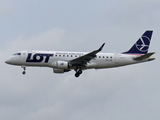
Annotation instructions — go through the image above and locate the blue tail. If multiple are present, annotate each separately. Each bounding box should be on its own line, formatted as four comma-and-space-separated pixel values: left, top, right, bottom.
123, 30, 153, 54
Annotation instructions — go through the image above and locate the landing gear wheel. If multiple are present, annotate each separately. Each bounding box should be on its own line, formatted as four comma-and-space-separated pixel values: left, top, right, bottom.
75, 69, 82, 78
21, 66, 26, 75
75, 73, 80, 77
78, 69, 82, 74
22, 71, 26, 75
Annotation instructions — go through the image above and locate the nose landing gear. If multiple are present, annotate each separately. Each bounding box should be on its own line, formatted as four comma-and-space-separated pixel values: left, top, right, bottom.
21, 66, 26, 75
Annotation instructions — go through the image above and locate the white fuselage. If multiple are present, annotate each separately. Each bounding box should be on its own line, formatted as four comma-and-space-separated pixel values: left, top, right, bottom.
6, 50, 148, 70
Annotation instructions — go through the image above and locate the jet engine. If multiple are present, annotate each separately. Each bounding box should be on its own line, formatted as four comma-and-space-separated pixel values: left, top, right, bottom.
56, 61, 69, 69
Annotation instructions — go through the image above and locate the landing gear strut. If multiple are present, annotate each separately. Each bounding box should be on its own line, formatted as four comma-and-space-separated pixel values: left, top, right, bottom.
75, 68, 82, 77
21, 66, 26, 75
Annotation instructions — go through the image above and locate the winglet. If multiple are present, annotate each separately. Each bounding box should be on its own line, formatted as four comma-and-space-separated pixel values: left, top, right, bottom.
98, 43, 105, 51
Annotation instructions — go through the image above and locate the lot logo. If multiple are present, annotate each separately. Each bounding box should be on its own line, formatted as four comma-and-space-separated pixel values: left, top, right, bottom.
136, 36, 150, 52
26, 53, 53, 63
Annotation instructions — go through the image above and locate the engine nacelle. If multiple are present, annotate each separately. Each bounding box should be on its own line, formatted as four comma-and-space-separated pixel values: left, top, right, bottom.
53, 68, 70, 73
56, 61, 69, 69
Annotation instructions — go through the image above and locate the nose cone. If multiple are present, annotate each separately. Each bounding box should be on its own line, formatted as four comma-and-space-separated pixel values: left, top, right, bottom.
5, 59, 11, 64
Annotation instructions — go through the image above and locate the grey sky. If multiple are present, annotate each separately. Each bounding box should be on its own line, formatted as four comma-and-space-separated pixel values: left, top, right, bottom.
0, 0, 160, 120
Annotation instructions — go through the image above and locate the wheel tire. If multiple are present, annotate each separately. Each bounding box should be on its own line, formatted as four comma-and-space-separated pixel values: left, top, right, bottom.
78, 70, 82, 74
22, 71, 26, 75
75, 73, 80, 77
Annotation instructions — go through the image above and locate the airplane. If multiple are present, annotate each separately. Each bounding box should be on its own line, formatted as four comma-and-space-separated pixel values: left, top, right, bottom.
5, 30, 155, 77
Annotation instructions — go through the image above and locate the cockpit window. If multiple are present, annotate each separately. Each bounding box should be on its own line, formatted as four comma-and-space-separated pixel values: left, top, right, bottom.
13, 53, 21, 55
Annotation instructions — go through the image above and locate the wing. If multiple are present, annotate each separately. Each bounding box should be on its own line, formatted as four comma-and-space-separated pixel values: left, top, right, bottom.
69, 43, 105, 66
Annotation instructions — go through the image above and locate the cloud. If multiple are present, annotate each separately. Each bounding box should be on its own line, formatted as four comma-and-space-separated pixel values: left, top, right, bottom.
106, 0, 160, 30
4, 28, 90, 54
0, 0, 14, 18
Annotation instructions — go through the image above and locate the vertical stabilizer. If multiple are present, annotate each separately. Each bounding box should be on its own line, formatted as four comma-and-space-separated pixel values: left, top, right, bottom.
123, 30, 153, 54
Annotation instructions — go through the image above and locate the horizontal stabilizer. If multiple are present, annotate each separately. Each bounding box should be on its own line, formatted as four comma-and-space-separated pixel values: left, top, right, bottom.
133, 52, 155, 61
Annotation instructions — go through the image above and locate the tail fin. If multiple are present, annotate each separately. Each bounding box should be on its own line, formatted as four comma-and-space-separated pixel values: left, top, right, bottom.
123, 30, 153, 54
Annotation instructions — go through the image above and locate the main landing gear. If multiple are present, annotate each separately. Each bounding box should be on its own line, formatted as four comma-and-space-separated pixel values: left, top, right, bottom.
75, 68, 82, 78
21, 66, 26, 75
